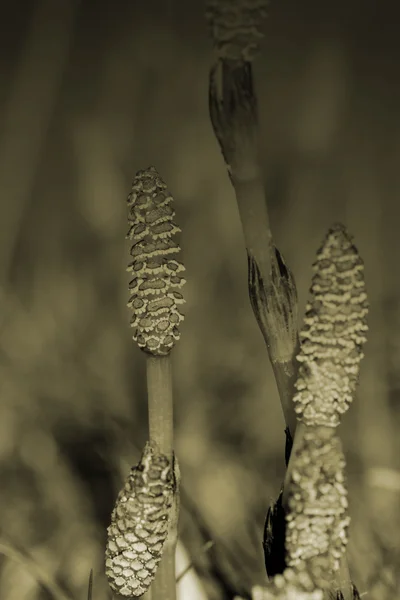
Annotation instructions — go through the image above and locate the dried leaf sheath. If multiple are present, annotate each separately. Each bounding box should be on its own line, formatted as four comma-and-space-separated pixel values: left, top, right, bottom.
248, 248, 298, 363
127, 166, 186, 357
248, 248, 299, 436
208, 42, 300, 437
105, 442, 175, 597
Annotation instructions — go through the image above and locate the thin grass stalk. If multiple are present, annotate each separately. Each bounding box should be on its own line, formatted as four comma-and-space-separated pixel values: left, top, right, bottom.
87, 570, 93, 600
0, 540, 71, 600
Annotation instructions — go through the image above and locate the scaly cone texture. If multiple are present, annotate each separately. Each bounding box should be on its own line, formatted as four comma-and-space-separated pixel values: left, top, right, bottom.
205, 0, 269, 62
234, 568, 323, 600
235, 575, 360, 600
285, 428, 349, 590
126, 166, 186, 357
293, 223, 368, 427
105, 442, 175, 597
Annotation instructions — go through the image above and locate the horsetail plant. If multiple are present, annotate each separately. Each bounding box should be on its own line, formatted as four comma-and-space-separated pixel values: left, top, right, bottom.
233, 234, 366, 600
105, 166, 185, 600
285, 428, 349, 590
282, 225, 368, 599
206, 1, 367, 598
262, 224, 368, 600
292, 223, 368, 429
207, 0, 299, 440
103, 3, 372, 599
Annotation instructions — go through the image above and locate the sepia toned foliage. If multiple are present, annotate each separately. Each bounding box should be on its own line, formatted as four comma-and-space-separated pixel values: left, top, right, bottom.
1, 1, 399, 600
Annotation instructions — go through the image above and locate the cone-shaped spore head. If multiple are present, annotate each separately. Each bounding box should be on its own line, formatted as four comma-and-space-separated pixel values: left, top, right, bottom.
293, 223, 368, 427
105, 442, 176, 597
126, 166, 186, 356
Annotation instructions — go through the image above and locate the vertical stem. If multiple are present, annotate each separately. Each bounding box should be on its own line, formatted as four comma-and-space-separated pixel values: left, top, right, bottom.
233, 175, 273, 287
146, 354, 177, 600
270, 355, 299, 440
209, 60, 299, 437
334, 560, 352, 600
146, 355, 174, 457
282, 421, 307, 507
151, 543, 177, 600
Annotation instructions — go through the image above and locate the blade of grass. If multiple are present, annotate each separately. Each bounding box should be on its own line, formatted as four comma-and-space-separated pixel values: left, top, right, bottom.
0, 539, 72, 600
0, 0, 80, 289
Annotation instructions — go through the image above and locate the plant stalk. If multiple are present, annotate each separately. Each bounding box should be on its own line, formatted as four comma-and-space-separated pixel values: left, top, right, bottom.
209, 59, 299, 438
146, 355, 177, 600
147, 355, 174, 458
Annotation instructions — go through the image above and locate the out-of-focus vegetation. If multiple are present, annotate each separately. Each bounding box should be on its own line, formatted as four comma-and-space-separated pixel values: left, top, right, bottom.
0, 1, 400, 599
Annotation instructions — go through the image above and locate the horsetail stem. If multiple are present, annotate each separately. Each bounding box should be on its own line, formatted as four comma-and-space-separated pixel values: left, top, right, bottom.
106, 167, 185, 600
208, 13, 300, 438
248, 248, 300, 436
206, 2, 367, 596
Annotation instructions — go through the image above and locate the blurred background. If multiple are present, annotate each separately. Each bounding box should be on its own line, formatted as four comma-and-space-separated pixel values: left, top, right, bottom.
1, 0, 400, 599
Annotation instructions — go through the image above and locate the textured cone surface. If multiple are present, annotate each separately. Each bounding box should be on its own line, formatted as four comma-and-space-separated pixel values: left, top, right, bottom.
242, 568, 323, 599
285, 427, 349, 589
205, 0, 269, 61
105, 442, 175, 597
127, 166, 186, 356
293, 223, 368, 427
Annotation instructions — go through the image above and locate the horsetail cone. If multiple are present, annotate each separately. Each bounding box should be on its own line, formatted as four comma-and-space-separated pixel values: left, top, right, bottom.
236, 568, 323, 600
285, 427, 349, 590
293, 223, 368, 427
105, 442, 176, 597
126, 166, 186, 356
205, 0, 269, 62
